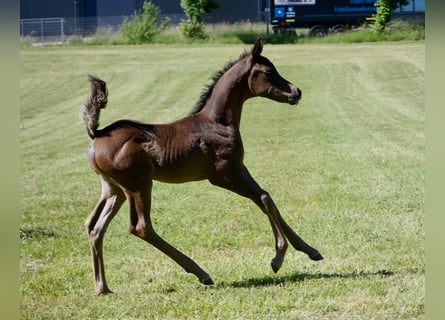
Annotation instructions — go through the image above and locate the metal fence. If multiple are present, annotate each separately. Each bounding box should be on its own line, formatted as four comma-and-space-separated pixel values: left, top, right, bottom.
21, 17, 69, 43
20, 15, 186, 43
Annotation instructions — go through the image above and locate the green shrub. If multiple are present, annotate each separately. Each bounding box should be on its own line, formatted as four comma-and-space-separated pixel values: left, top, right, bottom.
120, 1, 171, 44
178, 19, 207, 39
373, 0, 409, 32
179, 0, 219, 39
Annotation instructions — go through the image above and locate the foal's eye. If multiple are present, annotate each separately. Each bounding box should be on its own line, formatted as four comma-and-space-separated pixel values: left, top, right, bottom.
264, 71, 273, 77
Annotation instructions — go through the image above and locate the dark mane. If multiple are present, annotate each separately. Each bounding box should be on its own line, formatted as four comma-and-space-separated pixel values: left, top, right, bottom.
190, 51, 249, 115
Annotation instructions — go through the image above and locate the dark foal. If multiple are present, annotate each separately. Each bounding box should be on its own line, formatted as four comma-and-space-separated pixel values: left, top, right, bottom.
83, 38, 322, 295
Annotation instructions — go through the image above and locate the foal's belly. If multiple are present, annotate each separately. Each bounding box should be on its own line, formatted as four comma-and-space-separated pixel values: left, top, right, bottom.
151, 163, 210, 183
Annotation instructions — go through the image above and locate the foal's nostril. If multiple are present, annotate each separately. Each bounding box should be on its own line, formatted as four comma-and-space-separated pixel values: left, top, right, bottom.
297, 88, 302, 99
291, 86, 302, 100
287, 86, 302, 105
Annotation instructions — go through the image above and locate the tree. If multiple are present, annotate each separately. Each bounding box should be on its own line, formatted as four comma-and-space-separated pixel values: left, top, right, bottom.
179, 0, 219, 39
120, 1, 171, 44
373, 0, 409, 32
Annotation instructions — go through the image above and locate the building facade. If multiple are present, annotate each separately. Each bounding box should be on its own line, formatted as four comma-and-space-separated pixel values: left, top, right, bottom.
20, 0, 424, 39
20, 0, 267, 23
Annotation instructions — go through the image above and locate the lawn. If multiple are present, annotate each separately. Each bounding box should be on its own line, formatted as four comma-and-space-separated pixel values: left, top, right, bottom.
20, 41, 425, 319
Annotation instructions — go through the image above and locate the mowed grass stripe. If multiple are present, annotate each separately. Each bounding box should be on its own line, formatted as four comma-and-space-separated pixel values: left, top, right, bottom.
21, 42, 424, 319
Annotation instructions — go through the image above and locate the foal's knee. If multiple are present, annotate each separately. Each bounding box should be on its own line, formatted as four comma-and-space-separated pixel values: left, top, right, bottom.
260, 192, 274, 210
260, 193, 288, 249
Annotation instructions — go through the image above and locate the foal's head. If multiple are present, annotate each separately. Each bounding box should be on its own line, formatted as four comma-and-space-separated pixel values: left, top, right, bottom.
246, 38, 301, 105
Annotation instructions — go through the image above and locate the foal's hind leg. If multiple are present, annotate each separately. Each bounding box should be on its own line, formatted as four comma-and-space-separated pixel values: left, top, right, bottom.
210, 165, 323, 273
85, 177, 126, 295
124, 179, 214, 285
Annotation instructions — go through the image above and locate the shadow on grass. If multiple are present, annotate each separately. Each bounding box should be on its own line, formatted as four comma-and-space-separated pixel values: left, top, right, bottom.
220, 270, 394, 288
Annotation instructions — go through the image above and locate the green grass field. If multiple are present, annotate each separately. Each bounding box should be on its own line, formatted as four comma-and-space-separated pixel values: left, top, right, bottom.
20, 41, 425, 319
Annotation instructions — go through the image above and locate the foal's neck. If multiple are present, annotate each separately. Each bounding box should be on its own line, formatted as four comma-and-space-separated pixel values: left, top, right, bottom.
201, 60, 251, 129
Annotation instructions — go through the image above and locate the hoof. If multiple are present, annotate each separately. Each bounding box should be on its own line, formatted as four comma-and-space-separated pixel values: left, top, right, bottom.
200, 277, 214, 285
309, 251, 324, 261
271, 264, 280, 274
96, 288, 113, 296
271, 257, 283, 274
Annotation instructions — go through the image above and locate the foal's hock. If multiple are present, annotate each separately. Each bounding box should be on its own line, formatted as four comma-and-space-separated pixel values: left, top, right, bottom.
83, 38, 322, 295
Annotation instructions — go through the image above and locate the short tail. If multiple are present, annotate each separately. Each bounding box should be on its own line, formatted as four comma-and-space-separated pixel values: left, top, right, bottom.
82, 75, 108, 139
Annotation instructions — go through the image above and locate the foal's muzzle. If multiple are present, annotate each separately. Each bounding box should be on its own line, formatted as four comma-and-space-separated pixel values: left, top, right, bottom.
288, 86, 302, 105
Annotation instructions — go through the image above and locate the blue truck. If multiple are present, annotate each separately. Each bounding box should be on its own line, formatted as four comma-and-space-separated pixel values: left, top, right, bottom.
270, 0, 377, 36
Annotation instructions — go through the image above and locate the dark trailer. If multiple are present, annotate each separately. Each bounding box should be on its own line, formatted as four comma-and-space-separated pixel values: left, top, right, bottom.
270, 0, 377, 36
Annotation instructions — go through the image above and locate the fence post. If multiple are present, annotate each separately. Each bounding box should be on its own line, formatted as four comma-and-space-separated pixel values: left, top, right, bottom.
40, 18, 44, 42
61, 18, 65, 42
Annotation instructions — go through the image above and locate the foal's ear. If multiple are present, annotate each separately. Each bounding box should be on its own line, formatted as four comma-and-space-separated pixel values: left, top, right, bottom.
251, 37, 264, 56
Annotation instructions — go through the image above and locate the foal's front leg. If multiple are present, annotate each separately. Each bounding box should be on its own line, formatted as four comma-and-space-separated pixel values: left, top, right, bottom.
210, 165, 323, 273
